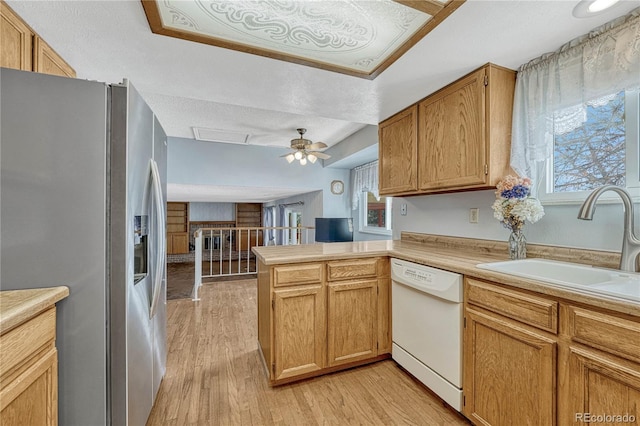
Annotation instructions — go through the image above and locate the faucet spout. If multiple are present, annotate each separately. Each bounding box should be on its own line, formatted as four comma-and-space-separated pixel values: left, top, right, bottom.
578, 185, 640, 272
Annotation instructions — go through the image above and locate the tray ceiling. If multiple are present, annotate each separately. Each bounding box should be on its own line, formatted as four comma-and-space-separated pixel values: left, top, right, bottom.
141, 0, 464, 79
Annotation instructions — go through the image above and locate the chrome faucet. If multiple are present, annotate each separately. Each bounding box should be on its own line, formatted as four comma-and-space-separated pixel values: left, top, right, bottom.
577, 185, 640, 272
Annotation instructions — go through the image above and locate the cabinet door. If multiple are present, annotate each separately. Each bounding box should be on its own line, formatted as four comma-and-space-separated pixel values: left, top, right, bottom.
0, 348, 57, 426
273, 285, 325, 381
33, 36, 75, 78
378, 105, 418, 195
568, 346, 640, 425
464, 308, 556, 426
0, 2, 32, 71
418, 68, 487, 191
327, 279, 377, 367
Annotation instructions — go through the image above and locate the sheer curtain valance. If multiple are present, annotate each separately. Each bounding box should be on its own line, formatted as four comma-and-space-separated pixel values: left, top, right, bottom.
511, 7, 640, 183
351, 160, 379, 210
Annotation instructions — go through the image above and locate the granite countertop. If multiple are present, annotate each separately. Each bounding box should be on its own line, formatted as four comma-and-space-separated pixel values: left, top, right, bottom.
0, 286, 69, 334
253, 238, 640, 317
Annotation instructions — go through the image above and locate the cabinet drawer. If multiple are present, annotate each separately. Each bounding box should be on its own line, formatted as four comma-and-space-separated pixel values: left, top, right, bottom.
568, 306, 640, 363
326, 258, 379, 281
273, 263, 323, 287
0, 307, 56, 381
466, 278, 558, 334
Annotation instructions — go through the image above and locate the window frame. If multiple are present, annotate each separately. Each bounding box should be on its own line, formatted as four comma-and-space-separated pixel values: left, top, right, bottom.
359, 192, 392, 235
537, 88, 640, 205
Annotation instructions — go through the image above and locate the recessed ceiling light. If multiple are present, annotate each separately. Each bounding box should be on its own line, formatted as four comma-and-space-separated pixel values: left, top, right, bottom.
573, 0, 621, 18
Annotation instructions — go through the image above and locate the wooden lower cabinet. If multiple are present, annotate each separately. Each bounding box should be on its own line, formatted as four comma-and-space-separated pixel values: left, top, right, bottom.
272, 285, 325, 381
327, 279, 377, 367
463, 307, 557, 426
167, 232, 189, 254
259, 257, 391, 385
1, 347, 57, 425
463, 277, 640, 426
0, 288, 67, 426
568, 346, 640, 425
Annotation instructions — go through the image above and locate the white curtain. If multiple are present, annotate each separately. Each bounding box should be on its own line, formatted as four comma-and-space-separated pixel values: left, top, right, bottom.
262, 206, 275, 246
351, 160, 379, 210
511, 7, 640, 184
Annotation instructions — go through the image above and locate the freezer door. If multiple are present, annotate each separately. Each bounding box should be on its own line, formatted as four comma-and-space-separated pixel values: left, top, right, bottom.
109, 81, 165, 426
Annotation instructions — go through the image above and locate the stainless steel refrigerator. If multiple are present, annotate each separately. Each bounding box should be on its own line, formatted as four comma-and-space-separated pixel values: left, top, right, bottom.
1, 68, 168, 426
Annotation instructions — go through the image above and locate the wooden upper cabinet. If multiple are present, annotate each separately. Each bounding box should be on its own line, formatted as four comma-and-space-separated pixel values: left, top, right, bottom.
0, 1, 32, 71
378, 63, 515, 196
418, 68, 486, 191
378, 105, 418, 195
0, 0, 75, 77
33, 36, 76, 78
418, 64, 515, 192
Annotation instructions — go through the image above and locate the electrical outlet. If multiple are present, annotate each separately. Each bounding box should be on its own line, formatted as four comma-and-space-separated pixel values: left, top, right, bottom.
400, 203, 407, 216
469, 208, 479, 223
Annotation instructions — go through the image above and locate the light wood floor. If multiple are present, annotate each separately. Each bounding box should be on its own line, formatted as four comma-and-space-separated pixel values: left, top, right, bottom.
146, 279, 470, 425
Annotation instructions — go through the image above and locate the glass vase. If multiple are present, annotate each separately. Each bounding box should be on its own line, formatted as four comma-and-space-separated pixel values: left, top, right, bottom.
509, 229, 527, 260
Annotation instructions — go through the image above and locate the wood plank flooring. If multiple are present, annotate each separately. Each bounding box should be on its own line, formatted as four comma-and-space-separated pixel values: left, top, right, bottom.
146, 279, 470, 425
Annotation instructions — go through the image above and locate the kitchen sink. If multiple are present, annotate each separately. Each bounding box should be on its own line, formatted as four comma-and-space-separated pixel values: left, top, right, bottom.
476, 258, 640, 302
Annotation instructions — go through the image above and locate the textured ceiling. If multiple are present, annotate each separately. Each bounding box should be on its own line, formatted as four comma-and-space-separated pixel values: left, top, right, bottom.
6, 0, 639, 201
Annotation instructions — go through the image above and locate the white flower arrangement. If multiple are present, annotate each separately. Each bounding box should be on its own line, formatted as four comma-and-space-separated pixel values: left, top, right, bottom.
492, 175, 544, 231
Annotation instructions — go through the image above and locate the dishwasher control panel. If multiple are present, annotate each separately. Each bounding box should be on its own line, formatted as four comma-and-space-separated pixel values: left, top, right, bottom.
402, 267, 434, 284
391, 258, 463, 303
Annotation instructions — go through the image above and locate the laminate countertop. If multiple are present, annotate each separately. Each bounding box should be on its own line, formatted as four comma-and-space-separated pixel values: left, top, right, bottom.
0, 287, 69, 334
253, 239, 640, 317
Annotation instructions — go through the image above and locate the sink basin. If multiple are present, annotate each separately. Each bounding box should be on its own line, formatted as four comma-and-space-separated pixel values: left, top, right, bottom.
476, 259, 640, 302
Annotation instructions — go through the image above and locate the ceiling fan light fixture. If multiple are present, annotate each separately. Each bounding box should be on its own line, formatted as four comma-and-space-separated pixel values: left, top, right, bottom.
300, 157, 308, 165
307, 154, 317, 164
285, 153, 295, 163
294, 151, 303, 160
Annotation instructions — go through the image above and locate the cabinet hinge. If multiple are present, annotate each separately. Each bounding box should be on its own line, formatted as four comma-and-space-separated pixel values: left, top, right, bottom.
271, 299, 275, 309
483, 74, 488, 86
484, 164, 488, 175
464, 317, 467, 328
463, 395, 466, 406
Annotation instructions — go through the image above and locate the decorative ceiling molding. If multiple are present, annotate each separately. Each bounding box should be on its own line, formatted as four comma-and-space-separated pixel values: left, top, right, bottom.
141, 0, 465, 79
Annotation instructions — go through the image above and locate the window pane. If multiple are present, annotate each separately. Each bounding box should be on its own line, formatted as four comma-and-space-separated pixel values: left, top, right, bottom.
366, 193, 386, 228
552, 92, 625, 192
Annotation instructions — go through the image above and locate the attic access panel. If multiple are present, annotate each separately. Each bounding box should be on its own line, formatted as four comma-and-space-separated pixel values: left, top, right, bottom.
141, 0, 465, 79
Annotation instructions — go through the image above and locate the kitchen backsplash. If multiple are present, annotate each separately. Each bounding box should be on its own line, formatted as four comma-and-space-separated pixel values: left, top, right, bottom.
393, 189, 624, 253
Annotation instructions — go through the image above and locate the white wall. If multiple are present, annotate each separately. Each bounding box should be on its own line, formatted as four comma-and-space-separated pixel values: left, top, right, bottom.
167, 137, 351, 217
268, 190, 323, 243
189, 202, 235, 221
393, 190, 625, 252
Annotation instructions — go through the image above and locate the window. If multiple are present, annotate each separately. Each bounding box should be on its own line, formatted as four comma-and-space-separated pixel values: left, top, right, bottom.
360, 192, 392, 234
539, 89, 640, 203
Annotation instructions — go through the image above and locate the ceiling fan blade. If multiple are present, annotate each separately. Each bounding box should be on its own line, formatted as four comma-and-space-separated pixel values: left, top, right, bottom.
280, 153, 294, 157
310, 152, 330, 160
306, 142, 328, 150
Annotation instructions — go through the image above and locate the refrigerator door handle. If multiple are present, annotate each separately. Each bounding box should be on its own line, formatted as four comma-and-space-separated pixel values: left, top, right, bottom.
149, 159, 165, 319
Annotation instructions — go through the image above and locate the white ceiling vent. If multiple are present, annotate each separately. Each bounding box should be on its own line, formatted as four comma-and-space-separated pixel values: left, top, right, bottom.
193, 127, 250, 145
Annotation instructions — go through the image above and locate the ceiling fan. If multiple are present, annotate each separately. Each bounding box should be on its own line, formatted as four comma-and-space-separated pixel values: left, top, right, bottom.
281, 128, 331, 165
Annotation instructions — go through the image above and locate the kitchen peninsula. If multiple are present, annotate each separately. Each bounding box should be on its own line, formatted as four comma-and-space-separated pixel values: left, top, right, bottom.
253, 233, 640, 426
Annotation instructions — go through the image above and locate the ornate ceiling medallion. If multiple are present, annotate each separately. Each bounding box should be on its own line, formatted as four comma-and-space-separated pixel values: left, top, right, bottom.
141, 0, 465, 79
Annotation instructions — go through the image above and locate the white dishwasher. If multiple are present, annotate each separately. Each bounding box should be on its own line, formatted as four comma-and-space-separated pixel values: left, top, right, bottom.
391, 258, 463, 411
